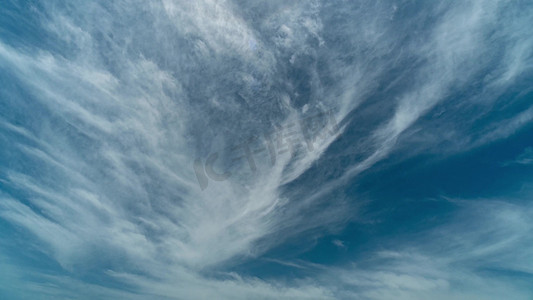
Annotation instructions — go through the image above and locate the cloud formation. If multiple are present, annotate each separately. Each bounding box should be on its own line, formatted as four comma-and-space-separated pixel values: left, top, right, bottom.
0, 0, 532, 299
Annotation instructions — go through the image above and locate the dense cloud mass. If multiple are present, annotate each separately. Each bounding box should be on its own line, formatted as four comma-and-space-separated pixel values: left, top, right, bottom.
1, 0, 533, 299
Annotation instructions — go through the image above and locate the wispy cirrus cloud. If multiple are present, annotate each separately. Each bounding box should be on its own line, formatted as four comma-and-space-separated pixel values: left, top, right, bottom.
1, 0, 532, 299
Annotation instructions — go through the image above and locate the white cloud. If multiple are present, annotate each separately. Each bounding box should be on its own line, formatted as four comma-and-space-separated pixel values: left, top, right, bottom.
0, 0, 532, 299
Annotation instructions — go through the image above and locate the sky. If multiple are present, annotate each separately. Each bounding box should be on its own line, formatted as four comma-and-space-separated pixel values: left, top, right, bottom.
0, 0, 533, 299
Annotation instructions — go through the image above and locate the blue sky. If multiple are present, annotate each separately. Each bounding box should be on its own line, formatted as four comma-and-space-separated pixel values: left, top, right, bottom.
1, 0, 533, 299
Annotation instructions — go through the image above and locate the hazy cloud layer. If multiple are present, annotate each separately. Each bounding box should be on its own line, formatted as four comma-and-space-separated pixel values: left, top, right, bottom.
1, 0, 532, 299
